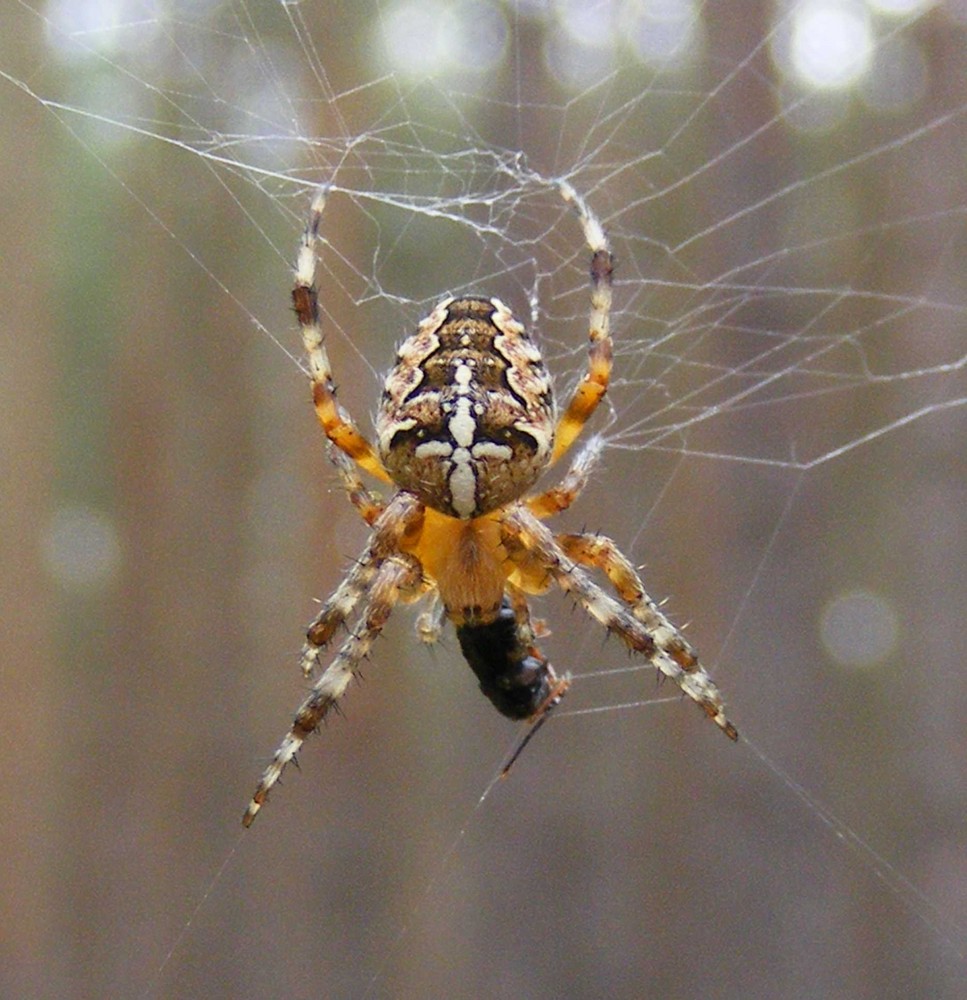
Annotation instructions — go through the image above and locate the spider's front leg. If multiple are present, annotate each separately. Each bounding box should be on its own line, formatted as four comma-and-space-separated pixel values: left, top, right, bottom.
500, 505, 738, 741
556, 531, 679, 635
243, 493, 426, 827
243, 554, 422, 827
299, 491, 420, 677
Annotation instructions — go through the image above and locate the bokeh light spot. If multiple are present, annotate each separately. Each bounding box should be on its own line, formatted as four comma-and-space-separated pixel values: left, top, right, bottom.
41, 504, 122, 593
789, 1, 873, 90
378, 0, 508, 79
820, 588, 899, 670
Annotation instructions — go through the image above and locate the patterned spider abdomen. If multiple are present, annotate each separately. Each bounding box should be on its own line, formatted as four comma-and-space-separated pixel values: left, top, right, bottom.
376, 296, 555, 519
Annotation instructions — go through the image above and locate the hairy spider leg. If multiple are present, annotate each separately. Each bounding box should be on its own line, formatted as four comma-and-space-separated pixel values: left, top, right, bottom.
295, 187, 393, 485
327, 445, 385, 526
500, 504, 738, 741
299, 493, 424, 677
243, 494, 426, 827
527, 434, 603, 520
550, 181, 614, 467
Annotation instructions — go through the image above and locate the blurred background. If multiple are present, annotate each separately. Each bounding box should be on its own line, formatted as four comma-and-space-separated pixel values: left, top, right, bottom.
1, 1, 965, 998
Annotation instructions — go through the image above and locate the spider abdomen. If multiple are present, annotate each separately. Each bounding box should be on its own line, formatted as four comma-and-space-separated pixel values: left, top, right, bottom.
376, 296, 555, 518
456, 597, 556, 720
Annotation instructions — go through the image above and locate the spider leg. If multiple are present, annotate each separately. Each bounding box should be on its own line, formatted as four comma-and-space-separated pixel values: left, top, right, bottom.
300, 492, 423, 677
527, 434, 603, 519
550, 182, 614, 467
295, 187, 393, 485
243, 552, 423, 827
328, 444, 385, 526
500, 505, 738, 741
556, 532, 656, 611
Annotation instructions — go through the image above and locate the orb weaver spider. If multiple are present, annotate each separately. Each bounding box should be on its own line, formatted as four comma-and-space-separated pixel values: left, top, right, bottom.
243, 181, 737, 827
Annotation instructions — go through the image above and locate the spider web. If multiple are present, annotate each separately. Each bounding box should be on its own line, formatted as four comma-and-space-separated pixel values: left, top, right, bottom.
2, 2, 965, 998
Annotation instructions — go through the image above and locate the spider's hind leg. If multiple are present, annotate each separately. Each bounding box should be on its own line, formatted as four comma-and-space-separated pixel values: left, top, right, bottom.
550, 182, 614, 467
527, 434, 604, 520
295, 186, 392, 485
328, 445, 385, 526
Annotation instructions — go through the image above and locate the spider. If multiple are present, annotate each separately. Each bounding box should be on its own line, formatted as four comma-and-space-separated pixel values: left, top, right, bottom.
242, 181, 738, 827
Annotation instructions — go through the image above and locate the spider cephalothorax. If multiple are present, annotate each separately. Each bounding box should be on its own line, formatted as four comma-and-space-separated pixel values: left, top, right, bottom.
242, 181, 737, 828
